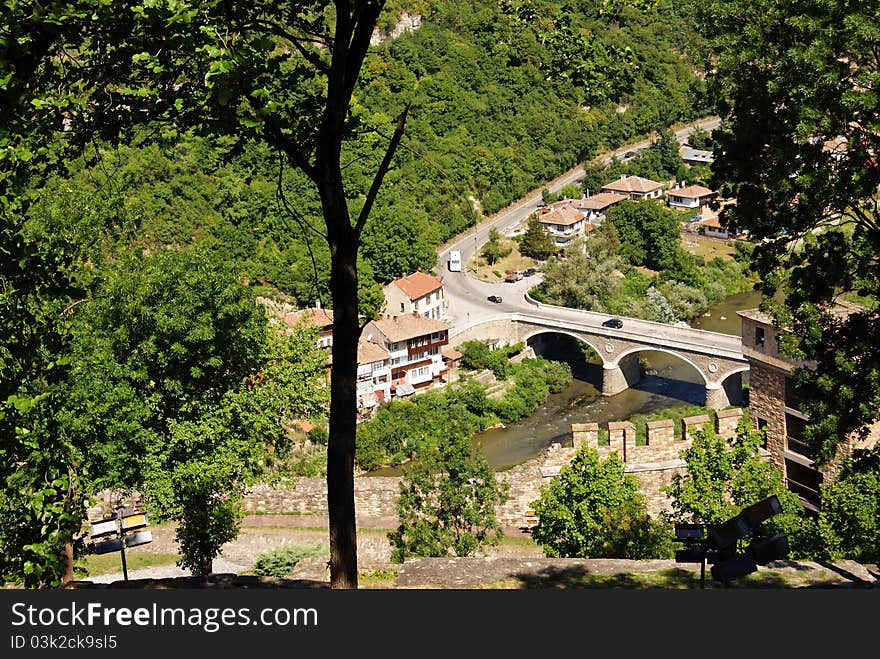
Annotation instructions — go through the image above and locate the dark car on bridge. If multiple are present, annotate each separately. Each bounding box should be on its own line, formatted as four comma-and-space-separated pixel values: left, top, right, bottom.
602, 317, 623, 329
487, 295, 503, 304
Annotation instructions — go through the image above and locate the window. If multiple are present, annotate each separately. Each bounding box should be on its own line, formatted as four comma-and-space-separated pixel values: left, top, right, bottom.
785, 412, 812, 458
785, 459, 822, 508
400, 302, 405, 313
755, 326, 765, 349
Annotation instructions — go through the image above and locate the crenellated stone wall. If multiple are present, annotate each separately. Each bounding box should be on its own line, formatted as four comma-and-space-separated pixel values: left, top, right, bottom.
88, 409, 746, 531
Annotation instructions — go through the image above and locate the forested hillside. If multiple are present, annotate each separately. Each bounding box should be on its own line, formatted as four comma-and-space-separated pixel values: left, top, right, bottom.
30, 0, 709, 307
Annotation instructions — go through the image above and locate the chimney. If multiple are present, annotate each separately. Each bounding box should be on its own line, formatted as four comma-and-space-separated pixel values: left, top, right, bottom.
315, 299, 321, 309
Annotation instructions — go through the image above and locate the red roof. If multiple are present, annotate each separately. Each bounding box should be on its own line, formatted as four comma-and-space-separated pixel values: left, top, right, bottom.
601, 175, 663, 195
391, 271, 444, 301
284, 307, 334, 330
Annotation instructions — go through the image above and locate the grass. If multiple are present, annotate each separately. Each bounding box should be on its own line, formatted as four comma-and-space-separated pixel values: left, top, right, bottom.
75, 553, 180, 577
471, 237, 538, 282
358, 568, 400, 588
681, 233, 737, 260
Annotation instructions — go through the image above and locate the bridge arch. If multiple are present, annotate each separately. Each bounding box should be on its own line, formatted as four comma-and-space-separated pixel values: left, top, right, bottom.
613, 346, 710, 386
520, 328, 608, 366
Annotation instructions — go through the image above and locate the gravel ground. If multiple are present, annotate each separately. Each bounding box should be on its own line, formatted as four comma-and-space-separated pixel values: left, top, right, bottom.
75, 515, 880, 589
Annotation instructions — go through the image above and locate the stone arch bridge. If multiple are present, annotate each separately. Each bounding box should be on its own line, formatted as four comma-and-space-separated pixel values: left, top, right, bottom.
451, 311, 747, 409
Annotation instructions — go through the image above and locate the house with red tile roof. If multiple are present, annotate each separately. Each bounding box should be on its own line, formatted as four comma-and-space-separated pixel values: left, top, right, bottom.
362, 313, 452, 398
538, 206, 591, 246
666, 184, 717, 210
601, 175, 664, 200
382, 270, 446, 321
356, 339, 392, 415
283, 306, 335, 349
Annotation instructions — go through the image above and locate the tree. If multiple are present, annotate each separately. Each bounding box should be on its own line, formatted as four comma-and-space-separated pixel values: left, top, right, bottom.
519, 213, 556, 261
3, 1, 405, 588
816, 446, 880, 563
531, 446, 671, 559
388, 425, 508, 562
700, 0, 880, 467
62, 247, 328, 574
664, 421, 815, 555
538, 222, 625, 311
481, 227, 511, 265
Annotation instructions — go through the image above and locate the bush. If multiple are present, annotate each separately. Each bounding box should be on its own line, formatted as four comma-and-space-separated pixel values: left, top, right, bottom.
252, 544, 326, 577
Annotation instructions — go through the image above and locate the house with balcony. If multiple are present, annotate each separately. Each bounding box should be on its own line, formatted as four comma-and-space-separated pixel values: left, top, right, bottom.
538, 206, 595, 246
383, 270, 446, 321
666, 184, 717, 210
568, 192, 626, 223
601, 175, 663, 200
356, 339, 392, 418
362, 313, 452, 398
738, 306, 878, 511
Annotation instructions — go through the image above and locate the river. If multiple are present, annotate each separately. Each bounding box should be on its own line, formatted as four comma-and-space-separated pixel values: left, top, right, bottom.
366, 289, 763, 475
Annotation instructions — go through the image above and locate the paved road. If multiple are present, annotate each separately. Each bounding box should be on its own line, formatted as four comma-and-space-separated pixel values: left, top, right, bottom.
438, 117, 722, 328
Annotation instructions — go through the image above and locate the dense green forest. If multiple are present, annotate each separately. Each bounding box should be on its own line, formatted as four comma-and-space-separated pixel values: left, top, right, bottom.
29, 1, 710, 308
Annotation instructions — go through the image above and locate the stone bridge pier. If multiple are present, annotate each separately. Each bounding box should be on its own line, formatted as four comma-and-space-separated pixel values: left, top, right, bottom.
602, 353, 642, 396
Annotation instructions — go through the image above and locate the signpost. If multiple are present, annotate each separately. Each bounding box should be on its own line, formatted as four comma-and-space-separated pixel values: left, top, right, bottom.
89, 507, 152, 581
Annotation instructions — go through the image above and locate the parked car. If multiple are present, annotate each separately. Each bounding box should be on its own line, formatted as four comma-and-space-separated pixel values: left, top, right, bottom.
602, 317, 623, 329
523, 267, 537, 277
623, 151, 636, 159
487, 295, 503, 304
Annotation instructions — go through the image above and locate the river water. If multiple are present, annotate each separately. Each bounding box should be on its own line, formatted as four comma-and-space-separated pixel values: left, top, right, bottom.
367, 289, 763, 475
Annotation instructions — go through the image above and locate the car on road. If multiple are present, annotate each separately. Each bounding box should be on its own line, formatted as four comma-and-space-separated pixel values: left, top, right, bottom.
487, 295, 503, 304
602, 317, 623, 329
623, 151, 636, 159
523, 267, 537, 277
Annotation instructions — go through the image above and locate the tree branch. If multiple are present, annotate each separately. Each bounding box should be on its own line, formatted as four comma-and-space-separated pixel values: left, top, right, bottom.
264, 116, 316, 181
354, 103, 409, 239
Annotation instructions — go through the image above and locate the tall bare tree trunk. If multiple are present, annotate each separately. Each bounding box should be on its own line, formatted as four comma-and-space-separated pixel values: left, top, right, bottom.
325, 214, 360, 589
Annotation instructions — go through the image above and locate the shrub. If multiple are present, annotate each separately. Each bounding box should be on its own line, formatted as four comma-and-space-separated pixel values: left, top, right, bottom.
252, 544, 326, 577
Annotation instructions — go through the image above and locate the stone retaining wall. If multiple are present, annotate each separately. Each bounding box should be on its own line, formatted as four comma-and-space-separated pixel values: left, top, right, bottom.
90, 409, 746, 531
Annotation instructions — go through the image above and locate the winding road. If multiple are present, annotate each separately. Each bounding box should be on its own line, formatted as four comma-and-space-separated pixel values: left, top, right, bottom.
437, 117, 722, 328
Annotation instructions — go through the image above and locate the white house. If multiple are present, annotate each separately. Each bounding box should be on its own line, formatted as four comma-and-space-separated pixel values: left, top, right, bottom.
601, 175, 663, 200
568, 192, 626, 223
538, 206, 593, 245
666, 184, 717, 210
362, 313, 452, 398
356, 339, 392, 415
383, 271, 446, 320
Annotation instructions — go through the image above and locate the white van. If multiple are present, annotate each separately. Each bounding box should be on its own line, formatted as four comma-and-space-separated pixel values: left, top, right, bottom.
448, 250, 462, 272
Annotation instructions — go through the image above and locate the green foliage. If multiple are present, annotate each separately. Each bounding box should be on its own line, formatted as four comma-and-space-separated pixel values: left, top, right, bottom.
537, 223, 625, 312
253, 544, 326, 577
519, 213, 556, 260
388, 428, 508, 562
355, 355, 569, 471
481, 228, 512, 266
664, 420, 817, 557
816, 447, 880, 563
531, 447, 672, 559
701, 0, 880, 464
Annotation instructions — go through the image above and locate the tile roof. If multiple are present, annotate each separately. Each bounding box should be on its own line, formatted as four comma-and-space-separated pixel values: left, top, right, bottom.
538, 206, 584, 227
369, 313, 452, 342
601, 175, 663, 194
391, 271, 444, 301
441, 347, 463, 360
573, 192, 627, 211
667, 185, 715, 199
357, 339, 390, 365
284, 307, 335, 330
